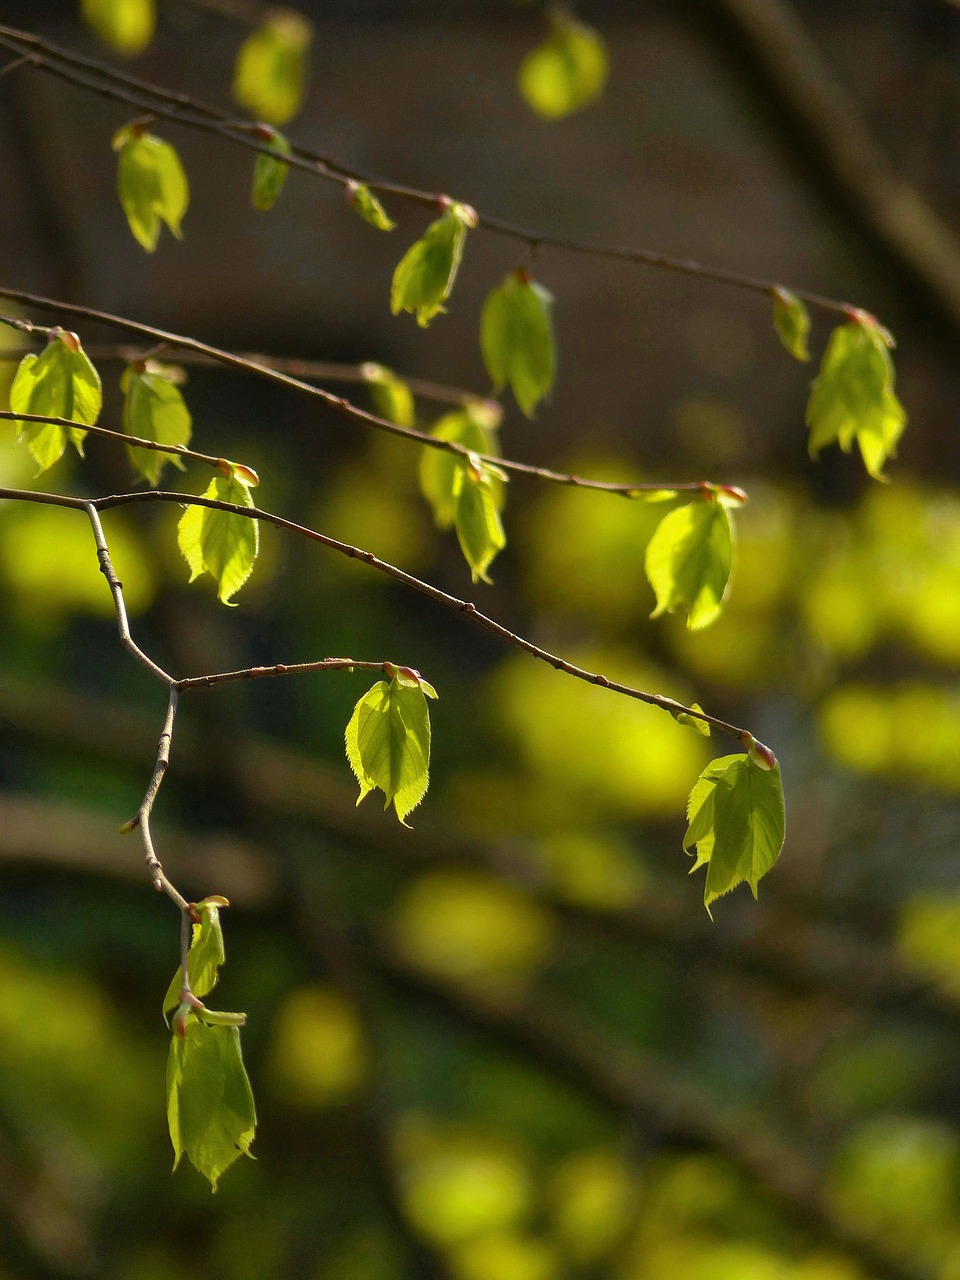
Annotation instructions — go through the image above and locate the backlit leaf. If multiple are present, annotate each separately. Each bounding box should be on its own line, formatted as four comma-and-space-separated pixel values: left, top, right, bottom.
806, 315, 907, 480
419, 403, 504, 530
113, 124, 189, 252
345, 670, 438, 825
645, 497, 734, 629
390, 203, 476, 327
454, 460, 508, 583
9, 330, 101, 472
162, 897, 229, 1023
81, 0, 155, 55
674, 704, 711, 737
364, 364, 415, 427
233, 10, 312, 126
683, 753, 785, 913
480, 271, 555, 417
121, 361, 191, 485
346, 181, 396, 232
251, 128, 291, 211
772, 287, 810, 362
167, 1020, 256, 1191
178, 470, 259, 605
519, 16, 608, 120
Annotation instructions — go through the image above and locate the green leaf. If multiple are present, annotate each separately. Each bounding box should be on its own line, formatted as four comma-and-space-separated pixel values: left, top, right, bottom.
390, 204, 476, 328
363, 364, 415, 427
519, 16, 608, 120
683, 753, 785, 914
674, 704, 711, 737
9, 330, 102, 472
772, 287, 810, 362
233, 10, 312, 126
480, 271, 556, 417
806, 316, 907, 480
114, 125, 189, 253
121, 362, 192, 485
162, 897, 229, 1023
345, 672, 438, 825
81, 0, 155, 54
453, 460, 508, 584
346, 181, 396, 232
178, 471, 259, 605
167, 1020, 256, 1191
419, 403, 504, 530
645, 497, 734, 629
251, 128, 291, 211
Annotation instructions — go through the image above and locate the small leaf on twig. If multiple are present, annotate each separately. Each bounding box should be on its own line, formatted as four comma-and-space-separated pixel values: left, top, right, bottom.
345, 670, 438, 825
178, 470, 259, 605
113, 124, 189, 252
10, 330, 101, 472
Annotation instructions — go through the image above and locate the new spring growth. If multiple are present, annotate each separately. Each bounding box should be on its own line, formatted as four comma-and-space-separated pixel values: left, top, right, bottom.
741, 732, 777, 771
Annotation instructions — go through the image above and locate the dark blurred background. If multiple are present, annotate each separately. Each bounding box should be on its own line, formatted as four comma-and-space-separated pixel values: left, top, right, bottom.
2, 2, 960, 1277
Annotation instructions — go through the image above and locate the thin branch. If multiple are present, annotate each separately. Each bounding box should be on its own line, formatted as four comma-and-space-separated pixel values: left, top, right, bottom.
175, 657, 387, 692
0, 296, 738, 501
0, 24, 862, 318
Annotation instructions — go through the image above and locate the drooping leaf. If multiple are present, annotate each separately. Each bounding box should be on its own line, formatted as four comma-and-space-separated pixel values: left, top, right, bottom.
346, 181, 396, 232
645, 497, 734, 629
419, 403, 504, 530
363, 364, 415, 427
683, 752, 785, 914
113, 124, 189, 252
121, 361, 191, 485
177, 470, 259, 605
345, 670, 438, 825
772, 287, 810, 362
162, 897, 229, 1023
251, 128, 291, 211
519, 15, 608, 120
390, 203, 476, 327
674, 704, 711, 737
81, 0, 155, 54
480, 270, 556, 417
233, 10, 312, 126
453, 459, 508, 584
167, 1020, 256, 1191
806, 315, 907, 480
9, 330, 102, 472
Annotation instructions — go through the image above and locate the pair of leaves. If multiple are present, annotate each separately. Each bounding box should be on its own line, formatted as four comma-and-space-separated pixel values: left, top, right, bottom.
251, 128, 292, 211
391, 203, 476, 327
164, 898, 256, 1191
9, 330, 101, 472
81, 0, 155, 55
684, 752, 785, 913
480, 271, 556, 417
346, 667, 438, 826
114, 123, 189, 252
645, 494, 735, 630
806, 315, 907, 480
121, 361, 192, 485
234, 10, 313, 127
519, 15, 608, 120
178, 469, 259, 605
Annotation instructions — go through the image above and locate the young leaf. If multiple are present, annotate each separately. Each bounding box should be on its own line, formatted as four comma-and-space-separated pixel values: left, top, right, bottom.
519, 15, 608, 120
419, 403, 504, 530
772, 287, 810, 362
251, 128, 291, 211
645, 497, 734, 629
345, 671, 438, 825
121, 361, 192, 485
674, 704, 711, 737
480, 271, 556, 418
346, 181, 396, 232
363, 364, 415, 428
390, 203, 476, 328
81, 0, 155, 55
683, 753, 786, 914
162, 897, 229, 1023
806, 315, 907, 480
454, 460, 508, 584
113, 124, 189, 252
233, 10, 313, 126
9, 330, 102, 472
178, 470, 259, 605
167, 1020, 256, 1191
